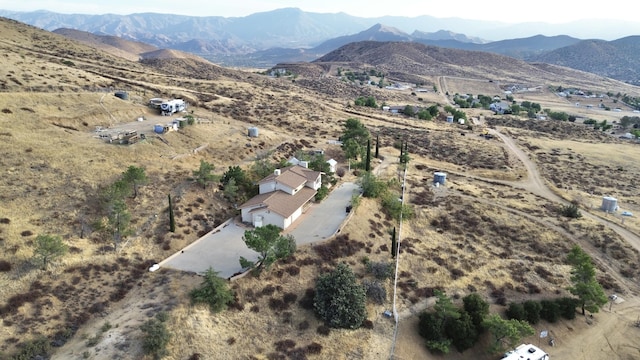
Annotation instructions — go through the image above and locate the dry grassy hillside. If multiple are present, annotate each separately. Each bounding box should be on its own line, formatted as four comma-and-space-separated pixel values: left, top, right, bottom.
1, 16, 640, 360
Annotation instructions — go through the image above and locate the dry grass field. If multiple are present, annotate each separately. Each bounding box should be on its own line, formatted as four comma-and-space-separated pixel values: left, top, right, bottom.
1, 16, 640, 360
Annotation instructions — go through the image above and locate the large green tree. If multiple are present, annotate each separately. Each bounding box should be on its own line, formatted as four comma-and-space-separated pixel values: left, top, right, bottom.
121, 165, 147, 198
341, 118, 370, 162
567, 245, 608, 315
192, 160, 217, 189
314, 262, 367, 329
418, 290, 460, 354
483, 314, 534, 354
33, 234, 68, 269
239, 224, 296, 272
189, 267, 234, 313
462, 293, 489, 331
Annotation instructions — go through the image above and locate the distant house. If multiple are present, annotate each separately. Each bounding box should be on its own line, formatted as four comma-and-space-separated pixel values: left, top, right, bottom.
238, 165, 321, 229
489, 102, 511, 114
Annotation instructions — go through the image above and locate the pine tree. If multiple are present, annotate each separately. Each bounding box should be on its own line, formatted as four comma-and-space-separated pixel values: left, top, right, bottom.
365, 139, 371, 172
375, 133, 379, 158
168, 194, 175, 233
391, 227, 397, 258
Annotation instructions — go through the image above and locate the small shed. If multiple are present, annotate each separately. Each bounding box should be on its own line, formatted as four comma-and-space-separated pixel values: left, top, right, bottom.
248, 127, 259, 137
327, 159, 338, 173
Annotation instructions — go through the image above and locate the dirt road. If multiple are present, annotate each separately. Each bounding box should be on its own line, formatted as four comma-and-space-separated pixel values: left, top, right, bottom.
489, 127, 640, 253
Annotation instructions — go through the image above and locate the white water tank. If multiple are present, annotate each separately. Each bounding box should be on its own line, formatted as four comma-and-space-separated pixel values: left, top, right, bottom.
601, 196, 618, 212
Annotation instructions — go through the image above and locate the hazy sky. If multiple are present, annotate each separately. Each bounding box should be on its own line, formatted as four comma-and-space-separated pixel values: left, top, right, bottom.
1, 0, 639, 24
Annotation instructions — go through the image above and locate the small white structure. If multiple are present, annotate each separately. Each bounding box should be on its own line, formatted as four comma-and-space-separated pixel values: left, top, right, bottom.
326, 158, 338, 173
601, 196, 619, 212
434, 172, 447, 186
501, 344, 549, 360
446, 115, 454, 123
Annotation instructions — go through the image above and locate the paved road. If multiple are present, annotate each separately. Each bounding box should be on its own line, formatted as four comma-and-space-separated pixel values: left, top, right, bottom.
161, 181, 360, 278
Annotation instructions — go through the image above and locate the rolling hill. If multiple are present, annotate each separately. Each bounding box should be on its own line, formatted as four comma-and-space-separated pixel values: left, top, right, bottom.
530, 36, 640, 85
1, 15, 640, 360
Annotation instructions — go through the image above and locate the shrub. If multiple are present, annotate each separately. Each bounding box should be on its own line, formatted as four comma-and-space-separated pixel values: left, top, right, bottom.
560, 203, 582, 218
367, 261, 393, 280
12, 336, 51, 360
363, 280, 386, 304
306, 342, 322, 354
0, 260, 11, 272
540, 300, 561, 323
297, 320, 310, 331
523, 300, 542, 324
298, 288, 315, 310
316, 325, 330, 336
505, 302, 526, 321
141, 317, 171, 360
314, 263, 367, 329
274, 339, 296, 352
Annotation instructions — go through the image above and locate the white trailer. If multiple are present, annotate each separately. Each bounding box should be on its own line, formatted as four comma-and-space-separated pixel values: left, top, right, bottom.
502, 344, 549, 360
160, 99, 186, 116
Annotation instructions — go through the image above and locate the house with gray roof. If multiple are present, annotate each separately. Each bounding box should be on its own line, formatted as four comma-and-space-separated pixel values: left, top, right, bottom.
239, 165, 321, 229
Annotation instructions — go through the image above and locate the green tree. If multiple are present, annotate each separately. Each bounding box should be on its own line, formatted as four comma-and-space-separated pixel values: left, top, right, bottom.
483, 314, 534, 354
403, 105, 416, 117
33, 234, 68, 269
567, 245, 608, 315
94, 199, 133, 251
189, 267, 234, 313
523, 300, 542, 324
341, 118, 370, 150
223, 178, 239, 203
418, 290, 460, 354
358, 172, 387, 198
390, 227, 397, 259
309, 154, 331, 175
239, 224, 296, 272
462, 293, 489, 331
250, 156, 276, 180
446, 311, 478, 353
343, 138, 363, 162
168, 194, 175, 233
122, 165, 147, 198
417, 109, 432, 120
140, 315, 171, 360
381, 191, 414, 222
193, 160, 216, 189
314, 262, 367, 329
365, 139, 371, 172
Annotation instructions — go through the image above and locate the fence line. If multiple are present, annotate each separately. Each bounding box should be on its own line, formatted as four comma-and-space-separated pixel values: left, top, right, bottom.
389, 165, 408, 359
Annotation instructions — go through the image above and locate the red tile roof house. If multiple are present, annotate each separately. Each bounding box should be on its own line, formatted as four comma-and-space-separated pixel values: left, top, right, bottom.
238, 165, 322, 229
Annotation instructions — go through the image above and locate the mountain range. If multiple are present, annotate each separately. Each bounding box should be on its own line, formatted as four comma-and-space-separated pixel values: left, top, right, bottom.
2, 8, 640, 84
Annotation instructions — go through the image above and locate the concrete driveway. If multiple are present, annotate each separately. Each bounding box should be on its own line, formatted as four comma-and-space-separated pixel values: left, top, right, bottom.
285, 182, 360, 245
160, 181, 360, 278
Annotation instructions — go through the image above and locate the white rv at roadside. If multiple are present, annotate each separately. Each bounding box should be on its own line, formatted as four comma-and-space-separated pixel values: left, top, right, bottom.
501, 344, 549, 360
160, 99, 186, 116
